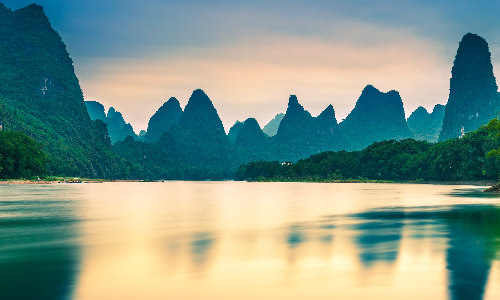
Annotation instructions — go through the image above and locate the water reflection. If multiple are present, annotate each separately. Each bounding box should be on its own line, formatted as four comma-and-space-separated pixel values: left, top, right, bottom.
443, 206, 500, 300
319, 234, 333, 243
2, 183, 500, 299
191, 232, 215, 267
351, 217, 403, 267
342, 205, 500, 300
286, 225, 306, 249
0, 189, 80, 300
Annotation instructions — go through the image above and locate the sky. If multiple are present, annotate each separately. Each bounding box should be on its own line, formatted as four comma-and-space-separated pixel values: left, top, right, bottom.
3, 0, 500, 133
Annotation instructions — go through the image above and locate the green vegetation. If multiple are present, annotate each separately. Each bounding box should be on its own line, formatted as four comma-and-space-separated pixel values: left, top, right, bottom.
236, 120, 500, 182
0, 4, 130, 179
113, 132, 236, 180
0, 6, 499, 182
0, 131, 46, 179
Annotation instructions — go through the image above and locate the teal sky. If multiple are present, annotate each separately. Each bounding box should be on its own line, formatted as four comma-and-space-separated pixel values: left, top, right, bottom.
2, 0, 500, 132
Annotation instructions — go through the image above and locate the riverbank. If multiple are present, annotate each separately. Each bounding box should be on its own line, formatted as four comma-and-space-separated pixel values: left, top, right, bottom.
0, 178, 108, 184
250, 177, 498, 186
1, 178, 498, 188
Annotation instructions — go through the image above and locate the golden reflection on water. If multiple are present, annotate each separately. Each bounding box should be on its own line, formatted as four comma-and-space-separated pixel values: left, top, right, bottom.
1, 182, 500, 300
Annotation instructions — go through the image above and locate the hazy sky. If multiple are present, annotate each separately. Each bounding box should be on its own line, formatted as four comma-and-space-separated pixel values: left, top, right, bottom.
3, 0, 500, 133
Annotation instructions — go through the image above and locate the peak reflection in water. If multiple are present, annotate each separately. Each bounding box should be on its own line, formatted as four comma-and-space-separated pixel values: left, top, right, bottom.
0, 186, 81, 300
351, 218, 403, 267
444, 206, 500, 300
2, 182, 500, 299
191, 232, 216, 271
344, 205, 500, 300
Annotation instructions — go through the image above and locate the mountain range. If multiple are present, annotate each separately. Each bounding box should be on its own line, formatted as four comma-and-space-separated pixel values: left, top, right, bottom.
1, 3, 499, 179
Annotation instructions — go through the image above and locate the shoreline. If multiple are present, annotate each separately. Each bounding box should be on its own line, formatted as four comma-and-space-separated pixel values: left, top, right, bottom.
0, 180, 107, 184
247, 177, 498, 186
0, 179, 497, 186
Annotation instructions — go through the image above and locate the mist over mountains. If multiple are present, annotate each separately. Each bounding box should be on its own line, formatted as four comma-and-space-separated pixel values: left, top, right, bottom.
1, 3, 499, 179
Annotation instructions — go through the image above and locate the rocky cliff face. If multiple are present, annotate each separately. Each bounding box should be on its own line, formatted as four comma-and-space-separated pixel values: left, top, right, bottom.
439, 33, 499, 141
145, 97, 182, 142
339, 85, 412, 150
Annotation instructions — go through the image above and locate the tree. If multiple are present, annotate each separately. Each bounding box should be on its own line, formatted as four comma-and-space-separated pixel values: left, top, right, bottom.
0, 131, 47, 179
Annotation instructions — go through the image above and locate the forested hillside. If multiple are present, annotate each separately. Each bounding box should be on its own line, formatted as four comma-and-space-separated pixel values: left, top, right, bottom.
236, 119, 500, 182
0, 4, 128, 178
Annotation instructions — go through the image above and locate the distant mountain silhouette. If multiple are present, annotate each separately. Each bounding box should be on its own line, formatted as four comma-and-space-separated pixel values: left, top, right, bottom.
179, 89, 226, 138
276, 95, 315, 139
228, 121, 244, 143
235, 118, 267, 148
85, 101, 106, 121
233, 118, 272, 162
84, 101, 138, 144
407, 104, 445, 143
316, 104, 346, 150
137, 130, 147, 142
274, 95, 320, 161
145, 97, 182, 142
262, 113, 284, 137
407, 107, 429, 133
339, 85, 412, 150
106, 107, 137, 143
439, 33, 500, 141
169, 89, 236, 176
274, 96, 345, 161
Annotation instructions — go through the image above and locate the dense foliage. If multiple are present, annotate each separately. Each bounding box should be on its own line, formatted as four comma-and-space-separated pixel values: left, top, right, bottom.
0, 131, 47, 179
113, 131, 237, 180
236, 121, 500, 182
0, 5, 129, 178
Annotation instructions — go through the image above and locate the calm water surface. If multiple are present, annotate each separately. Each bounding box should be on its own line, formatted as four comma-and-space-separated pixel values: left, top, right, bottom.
1, 182, 500, 300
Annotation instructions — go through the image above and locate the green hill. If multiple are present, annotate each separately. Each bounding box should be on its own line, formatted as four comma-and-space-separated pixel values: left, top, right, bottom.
0, 4, 127, 178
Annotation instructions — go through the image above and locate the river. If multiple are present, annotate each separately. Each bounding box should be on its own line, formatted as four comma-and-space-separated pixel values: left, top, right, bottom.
1, 182, 500, 299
